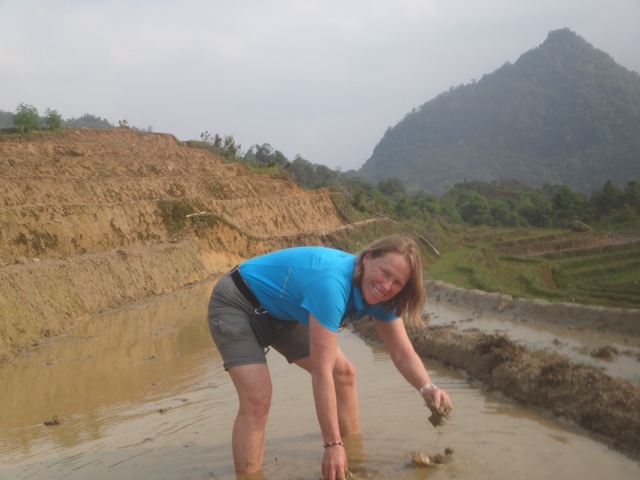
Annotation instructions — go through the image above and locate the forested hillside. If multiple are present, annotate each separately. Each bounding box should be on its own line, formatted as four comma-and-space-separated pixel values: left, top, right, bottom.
357, 29, 640, 195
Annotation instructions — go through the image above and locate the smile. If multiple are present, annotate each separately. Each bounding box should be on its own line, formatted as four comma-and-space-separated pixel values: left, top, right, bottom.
372, 285, 387, 298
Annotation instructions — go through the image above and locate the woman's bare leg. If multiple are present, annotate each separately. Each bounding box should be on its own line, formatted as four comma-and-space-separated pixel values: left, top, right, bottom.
228, 364, 273, 473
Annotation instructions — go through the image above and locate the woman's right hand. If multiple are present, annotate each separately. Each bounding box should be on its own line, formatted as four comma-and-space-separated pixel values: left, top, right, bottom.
322, 444, 347, 480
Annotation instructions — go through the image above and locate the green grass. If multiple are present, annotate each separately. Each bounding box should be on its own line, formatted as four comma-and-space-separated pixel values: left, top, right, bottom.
425, 225, 640, 309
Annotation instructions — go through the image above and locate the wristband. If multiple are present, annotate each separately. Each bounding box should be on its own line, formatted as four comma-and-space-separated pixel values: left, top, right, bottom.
419, 383, 437, 395
323, 441, 344, 448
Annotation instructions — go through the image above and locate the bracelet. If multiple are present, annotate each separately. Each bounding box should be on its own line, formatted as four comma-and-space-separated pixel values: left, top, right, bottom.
323, 441, 344, 448
419, 383, 437, 395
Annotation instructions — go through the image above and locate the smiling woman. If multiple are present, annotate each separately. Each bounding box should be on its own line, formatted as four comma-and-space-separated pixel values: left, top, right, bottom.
206, 234, 452, 480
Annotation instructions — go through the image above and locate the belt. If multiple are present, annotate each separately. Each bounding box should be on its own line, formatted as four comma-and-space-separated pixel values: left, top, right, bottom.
230, 267, 264, 312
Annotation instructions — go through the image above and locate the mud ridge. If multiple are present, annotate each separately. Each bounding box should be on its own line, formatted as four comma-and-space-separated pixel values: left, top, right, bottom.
426, 280, 640, 336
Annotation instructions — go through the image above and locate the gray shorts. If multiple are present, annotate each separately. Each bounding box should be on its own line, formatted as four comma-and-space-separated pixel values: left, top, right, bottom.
207, 270, 311, 370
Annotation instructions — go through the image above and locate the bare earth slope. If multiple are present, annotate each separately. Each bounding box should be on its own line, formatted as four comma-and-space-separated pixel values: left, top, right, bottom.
0, 128, 385, 361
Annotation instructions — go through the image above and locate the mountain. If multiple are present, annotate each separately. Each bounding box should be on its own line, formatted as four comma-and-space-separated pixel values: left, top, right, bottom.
356, 29, 640, 195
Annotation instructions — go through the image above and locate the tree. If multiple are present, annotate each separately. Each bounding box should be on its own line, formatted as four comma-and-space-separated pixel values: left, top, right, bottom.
623, 180, 640, 211
64, 114, 112, 128
490, 199, 525, 226
517, 197, 551, 227
456, 192, 491, 225
378, 177, 405, 196
246, 143, 289, 167
551, 185, 588, 223
44, 108, 63, 131
592, 180, 624, 217
13, 103, 39, 134
200, 131, 242, 161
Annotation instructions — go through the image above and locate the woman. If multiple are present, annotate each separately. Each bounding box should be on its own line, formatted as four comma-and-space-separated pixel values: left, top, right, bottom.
207, 234, 453, 480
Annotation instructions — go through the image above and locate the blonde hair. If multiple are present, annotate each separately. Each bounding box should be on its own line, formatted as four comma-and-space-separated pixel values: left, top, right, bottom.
353, 234, 426, 326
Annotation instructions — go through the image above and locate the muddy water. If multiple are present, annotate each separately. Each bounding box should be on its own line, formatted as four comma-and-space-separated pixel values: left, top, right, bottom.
1, 280, 639, 480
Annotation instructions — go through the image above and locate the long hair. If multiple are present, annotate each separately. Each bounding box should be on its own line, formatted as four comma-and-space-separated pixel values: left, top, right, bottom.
352, 234, 425, 327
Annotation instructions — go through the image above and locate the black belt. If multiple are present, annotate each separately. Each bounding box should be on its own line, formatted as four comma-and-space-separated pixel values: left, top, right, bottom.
230, 267, 264, 311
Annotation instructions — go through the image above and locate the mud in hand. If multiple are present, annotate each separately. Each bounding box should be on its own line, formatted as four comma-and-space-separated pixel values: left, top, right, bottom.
426, 400, 450, 428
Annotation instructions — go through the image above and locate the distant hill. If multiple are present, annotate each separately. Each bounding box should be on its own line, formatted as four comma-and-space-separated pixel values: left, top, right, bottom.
356, 29, 640, 195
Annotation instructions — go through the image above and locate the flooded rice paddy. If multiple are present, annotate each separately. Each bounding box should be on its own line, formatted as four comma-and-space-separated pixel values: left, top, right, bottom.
1, 279, 639, 479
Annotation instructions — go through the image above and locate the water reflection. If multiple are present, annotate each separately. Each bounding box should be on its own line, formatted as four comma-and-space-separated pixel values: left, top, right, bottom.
0, 281, 221, 460
0, 280, 638, 480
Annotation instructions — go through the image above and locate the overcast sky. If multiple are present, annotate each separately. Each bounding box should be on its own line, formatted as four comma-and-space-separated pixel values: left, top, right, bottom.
2, 0, 639, 171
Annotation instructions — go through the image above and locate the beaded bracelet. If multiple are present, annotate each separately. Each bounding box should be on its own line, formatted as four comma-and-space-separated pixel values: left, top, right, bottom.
323, 441, 344, 448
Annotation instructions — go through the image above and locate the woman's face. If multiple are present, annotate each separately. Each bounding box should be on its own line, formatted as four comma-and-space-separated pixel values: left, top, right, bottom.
361, 251, 411, 305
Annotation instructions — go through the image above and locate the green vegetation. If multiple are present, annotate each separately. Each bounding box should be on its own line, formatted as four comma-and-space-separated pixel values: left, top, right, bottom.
196, 130, 639, 310
157, 199, 197, 234
0, 106, 115, 135
428, 226, 640, 309
13, 103, 40, 134
63, 113, 113, 129
44, 108, 63, 131
198, 129, 639, 231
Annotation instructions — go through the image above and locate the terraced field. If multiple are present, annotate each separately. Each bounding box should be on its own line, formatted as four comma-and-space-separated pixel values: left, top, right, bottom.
546, 239, 640, 308
427, 227, 640, 309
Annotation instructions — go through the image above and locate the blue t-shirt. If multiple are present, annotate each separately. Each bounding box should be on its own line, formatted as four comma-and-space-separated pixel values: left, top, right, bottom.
238, 246, 397, 332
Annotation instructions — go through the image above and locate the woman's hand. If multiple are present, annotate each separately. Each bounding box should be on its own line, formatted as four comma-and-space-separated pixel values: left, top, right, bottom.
322, 444, 347, 480
421, 383, 453, 414
421, 384, 453, 427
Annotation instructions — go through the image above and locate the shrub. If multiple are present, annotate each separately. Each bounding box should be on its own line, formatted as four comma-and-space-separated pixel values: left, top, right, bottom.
45, 108, 63, 131
13, 103, 39, 134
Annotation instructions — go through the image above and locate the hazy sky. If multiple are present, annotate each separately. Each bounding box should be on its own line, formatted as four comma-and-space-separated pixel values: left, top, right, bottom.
2, 0, 639, 171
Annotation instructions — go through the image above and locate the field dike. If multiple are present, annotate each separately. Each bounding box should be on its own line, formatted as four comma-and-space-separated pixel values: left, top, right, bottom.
1, 128, 639, 459
426, 280, 640, 337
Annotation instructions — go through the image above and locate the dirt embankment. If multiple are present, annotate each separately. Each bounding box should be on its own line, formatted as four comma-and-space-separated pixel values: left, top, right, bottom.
426, 280, 640, 336
0, 128, 389, 362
